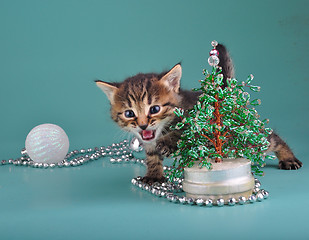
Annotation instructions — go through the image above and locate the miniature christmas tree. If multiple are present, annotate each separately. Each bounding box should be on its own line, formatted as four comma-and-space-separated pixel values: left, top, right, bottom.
169, 41, 275, 180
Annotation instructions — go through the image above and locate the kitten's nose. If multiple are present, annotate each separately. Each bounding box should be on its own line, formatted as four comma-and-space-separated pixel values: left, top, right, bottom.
139, 124, 148, 130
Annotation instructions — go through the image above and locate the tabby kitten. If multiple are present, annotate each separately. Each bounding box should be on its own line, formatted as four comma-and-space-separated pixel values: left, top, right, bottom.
96, 44, 302, 184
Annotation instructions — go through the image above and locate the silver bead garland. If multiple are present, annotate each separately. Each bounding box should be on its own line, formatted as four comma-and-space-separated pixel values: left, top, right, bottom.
131, 173, 269, 207
0, 139, 143, 168
1, 137, 269, 207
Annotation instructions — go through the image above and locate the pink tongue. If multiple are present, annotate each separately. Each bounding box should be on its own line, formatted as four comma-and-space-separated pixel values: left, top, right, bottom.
142, 130, 153, 139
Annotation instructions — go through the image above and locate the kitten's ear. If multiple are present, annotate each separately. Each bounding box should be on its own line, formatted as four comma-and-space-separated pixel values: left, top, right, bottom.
160, 64, 182, 93
95, 80, 118, 103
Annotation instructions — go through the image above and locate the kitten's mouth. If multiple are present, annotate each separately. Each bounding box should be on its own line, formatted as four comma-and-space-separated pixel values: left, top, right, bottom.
140, 130, 156, 141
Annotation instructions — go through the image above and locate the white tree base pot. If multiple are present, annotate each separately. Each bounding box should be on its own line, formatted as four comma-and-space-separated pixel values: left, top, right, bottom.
183, 158, 254, 203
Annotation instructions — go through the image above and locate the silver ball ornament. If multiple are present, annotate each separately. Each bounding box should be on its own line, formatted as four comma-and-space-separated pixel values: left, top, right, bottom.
211, 40, 218, 47
25, 124, 69, 164
208, 55, 220, 67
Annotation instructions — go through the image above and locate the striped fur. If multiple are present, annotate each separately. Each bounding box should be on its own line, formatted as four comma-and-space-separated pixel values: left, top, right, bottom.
96, 43, 302, 183
267, 132, 302, 170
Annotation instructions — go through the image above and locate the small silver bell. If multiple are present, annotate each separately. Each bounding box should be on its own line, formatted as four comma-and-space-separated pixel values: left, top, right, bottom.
129, 137, 143, 152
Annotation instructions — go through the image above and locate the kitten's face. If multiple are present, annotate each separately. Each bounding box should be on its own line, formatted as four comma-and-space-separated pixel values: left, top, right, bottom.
96, 64, 182, 144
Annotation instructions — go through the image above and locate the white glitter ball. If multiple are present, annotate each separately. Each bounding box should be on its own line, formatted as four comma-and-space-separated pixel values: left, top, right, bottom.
25, 124, 69, 163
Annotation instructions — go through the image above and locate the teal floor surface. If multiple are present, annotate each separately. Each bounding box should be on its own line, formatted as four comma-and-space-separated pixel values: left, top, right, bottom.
1, 153, 308, 240
1, 0, 308, 239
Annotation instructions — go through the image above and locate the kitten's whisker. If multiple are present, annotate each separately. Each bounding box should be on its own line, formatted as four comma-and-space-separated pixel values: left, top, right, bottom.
111, 129, 131, 144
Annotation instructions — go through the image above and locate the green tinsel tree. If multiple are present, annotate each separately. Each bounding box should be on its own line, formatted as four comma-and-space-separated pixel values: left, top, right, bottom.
169, 43, 275, 180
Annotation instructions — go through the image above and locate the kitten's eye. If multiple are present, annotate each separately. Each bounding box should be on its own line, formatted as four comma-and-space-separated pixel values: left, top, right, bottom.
150, 105, 160, 114
124, 110, 135, 118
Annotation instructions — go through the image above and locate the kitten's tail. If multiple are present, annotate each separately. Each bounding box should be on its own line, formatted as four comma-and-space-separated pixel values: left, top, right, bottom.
217, 44, 235, 87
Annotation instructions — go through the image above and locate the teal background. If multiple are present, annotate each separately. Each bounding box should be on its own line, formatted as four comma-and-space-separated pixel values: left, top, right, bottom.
0, 0, 308, 239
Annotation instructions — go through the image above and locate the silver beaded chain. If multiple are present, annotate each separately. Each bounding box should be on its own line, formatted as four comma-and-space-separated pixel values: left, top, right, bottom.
131, 175, 268, 207
1, 140, 138, 168
1, 138, 269, 207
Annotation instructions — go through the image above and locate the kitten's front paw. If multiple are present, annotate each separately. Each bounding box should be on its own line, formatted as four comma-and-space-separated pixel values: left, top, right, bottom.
279, 158, 303, 170
156, 141, 175, 157
141, 176, 166, 185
